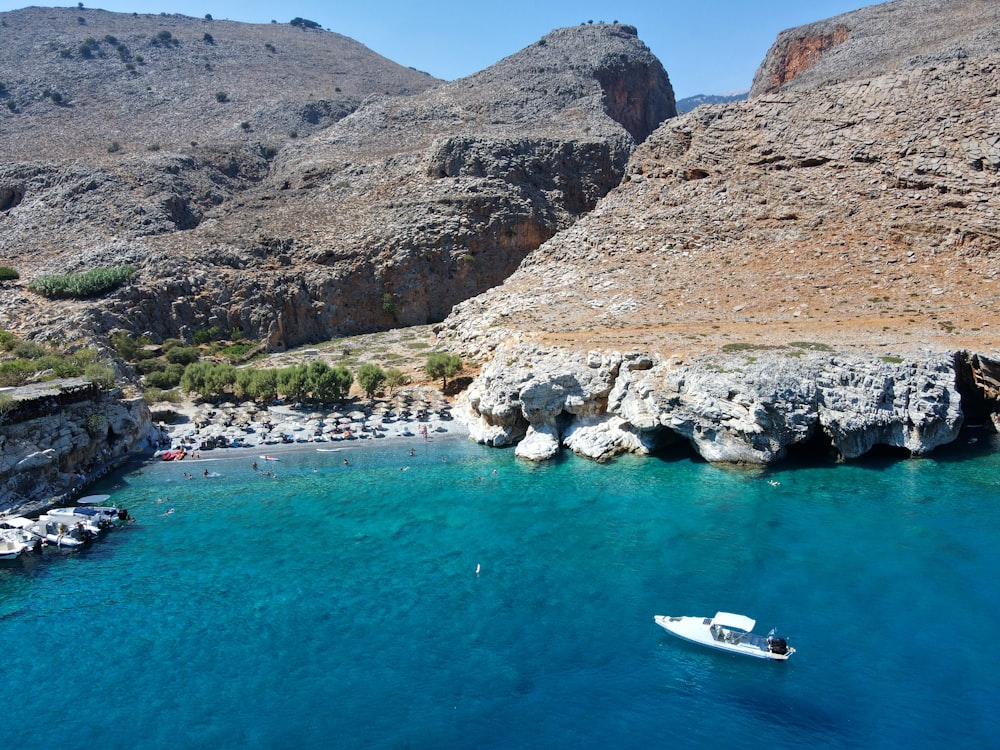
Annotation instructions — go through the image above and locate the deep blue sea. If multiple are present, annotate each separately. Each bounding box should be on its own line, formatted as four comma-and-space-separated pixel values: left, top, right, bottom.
2, 431, 999, 749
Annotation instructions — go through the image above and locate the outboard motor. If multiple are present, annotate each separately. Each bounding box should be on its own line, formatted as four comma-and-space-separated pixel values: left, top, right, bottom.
768, 636, 788, 655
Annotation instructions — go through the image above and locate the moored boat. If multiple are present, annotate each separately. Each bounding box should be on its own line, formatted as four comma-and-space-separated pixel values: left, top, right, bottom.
45, 504, 132, 530
2, 516, 93, 549
0, 526, 41, 559
654, 612, 795, 660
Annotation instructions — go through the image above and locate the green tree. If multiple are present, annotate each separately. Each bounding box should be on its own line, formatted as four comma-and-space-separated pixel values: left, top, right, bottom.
307, 361, 352, 402
383, 367, 407, 395
205, 363, 236, 398
356, 363, 386, 399
180, 361, 212, 397
277, 364, 309, 403
425, 352, 462, 390
238, 368, 278, 403
381, 292, 397, 320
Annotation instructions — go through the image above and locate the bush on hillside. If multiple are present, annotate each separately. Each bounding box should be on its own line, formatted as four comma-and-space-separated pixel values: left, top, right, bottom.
28, 265, 136, 299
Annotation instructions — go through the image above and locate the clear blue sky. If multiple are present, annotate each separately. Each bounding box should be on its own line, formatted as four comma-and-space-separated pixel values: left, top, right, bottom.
1, 1, 885, 97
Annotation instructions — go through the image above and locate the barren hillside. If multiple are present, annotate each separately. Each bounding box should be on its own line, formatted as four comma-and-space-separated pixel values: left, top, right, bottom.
0, 7, 436, 159
0, 15, 673, 352
439, 0, 1000, 362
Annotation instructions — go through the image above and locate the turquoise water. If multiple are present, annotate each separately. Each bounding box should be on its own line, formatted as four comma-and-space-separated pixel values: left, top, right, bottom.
2, 433, 999, 749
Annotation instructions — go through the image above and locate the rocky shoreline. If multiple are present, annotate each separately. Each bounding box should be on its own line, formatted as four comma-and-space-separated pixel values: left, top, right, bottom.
456, 344, 998, 464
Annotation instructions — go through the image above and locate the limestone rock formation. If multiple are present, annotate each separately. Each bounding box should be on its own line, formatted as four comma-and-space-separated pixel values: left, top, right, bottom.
0, 14, 674, 352
457, 344, 964, 464
440, 0, 1000, 462
750, 0, 1000, 96
0, 384, 159, 514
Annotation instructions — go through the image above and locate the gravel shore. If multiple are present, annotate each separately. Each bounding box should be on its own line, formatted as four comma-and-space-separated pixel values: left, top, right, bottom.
156, 386, 466, 455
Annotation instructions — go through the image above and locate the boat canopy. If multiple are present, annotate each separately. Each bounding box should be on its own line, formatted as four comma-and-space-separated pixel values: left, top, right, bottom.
712, 612, 756, 632
78, 494, 112, 504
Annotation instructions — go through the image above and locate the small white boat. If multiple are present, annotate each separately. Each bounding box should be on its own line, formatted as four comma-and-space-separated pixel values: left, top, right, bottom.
3, 517, 92, 549
0, 527, 40, 559
45, 505, 132, 529
654, 612, 795, 660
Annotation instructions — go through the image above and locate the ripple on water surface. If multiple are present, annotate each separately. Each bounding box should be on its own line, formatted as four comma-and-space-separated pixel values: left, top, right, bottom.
2, 437, 999, 749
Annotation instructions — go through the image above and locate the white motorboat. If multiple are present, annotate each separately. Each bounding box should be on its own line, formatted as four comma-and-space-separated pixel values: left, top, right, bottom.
0, 526, 40, 559
45, 504, 132, 530
654, 612, 795, 660
2, 516, 92, 549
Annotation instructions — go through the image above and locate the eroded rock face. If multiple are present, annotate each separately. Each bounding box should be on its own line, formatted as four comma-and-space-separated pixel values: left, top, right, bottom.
458, 344, 965, 465
750, 0, 1000, 96
752, 26, 850, 94
0, 389, 159, 513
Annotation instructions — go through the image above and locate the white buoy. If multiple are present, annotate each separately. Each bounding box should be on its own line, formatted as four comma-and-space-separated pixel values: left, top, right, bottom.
476, 563, 481, 577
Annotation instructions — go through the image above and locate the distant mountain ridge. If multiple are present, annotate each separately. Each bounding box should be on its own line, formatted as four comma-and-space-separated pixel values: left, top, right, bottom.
0, 7, 438, 160
675, 91, 747, 112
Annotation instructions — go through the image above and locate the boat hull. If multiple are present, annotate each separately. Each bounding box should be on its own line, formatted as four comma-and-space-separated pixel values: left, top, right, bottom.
654, 615, 794, 660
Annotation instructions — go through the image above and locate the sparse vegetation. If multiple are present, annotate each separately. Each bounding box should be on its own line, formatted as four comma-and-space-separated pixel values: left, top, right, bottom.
215, 91, 229, 103
788, 341, 834, 352
382, 292, 398, 320
0, 267, 19, 282
289, 17, 321, 30
203, 32, 214, 44
28, 265, 136, 299
151, 30, 180, 47
0, 329, 115, 388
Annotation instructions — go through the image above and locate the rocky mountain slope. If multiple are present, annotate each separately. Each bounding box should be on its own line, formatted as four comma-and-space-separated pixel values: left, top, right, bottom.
0, 7, 437, 159
436, 0, 1000, 463
440, 0, 1000, 361
0, 13, 674, 351
751, 0, 1000, 96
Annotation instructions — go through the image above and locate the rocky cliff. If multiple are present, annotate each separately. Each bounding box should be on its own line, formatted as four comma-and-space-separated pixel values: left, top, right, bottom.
0, 14, 674, 351
750, 0, 1000, 96
0, 380, 159, 513
458, 344, 972, 464
438, 0, 1000, 463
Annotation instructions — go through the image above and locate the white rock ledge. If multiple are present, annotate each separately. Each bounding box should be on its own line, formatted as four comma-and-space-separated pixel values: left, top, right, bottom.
458, 343, 970, 464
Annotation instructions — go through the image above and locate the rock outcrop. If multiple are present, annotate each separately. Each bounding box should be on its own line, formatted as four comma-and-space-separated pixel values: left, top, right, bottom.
750, 0, 1000, 96
438, 45, 1000, 361
0, 16, 674, 352
458, 344, 965, 464
0, 381, 160, 513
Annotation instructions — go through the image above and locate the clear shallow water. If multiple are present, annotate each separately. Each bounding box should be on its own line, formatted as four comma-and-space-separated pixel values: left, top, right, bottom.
2, 434, 999, 749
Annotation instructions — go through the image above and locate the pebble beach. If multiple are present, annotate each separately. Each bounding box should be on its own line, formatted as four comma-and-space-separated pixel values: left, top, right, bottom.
156, 386, 467, 456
